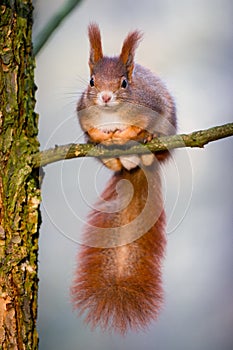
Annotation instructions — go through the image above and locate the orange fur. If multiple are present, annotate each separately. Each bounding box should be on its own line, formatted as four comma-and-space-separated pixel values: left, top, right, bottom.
88, 23, 103, 72
71, 166, 166, 334
120, 30, 143, 80
73, 24, 176, 335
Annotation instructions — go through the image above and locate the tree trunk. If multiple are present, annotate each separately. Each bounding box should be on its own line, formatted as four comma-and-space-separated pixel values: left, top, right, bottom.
0, 1, 40, 349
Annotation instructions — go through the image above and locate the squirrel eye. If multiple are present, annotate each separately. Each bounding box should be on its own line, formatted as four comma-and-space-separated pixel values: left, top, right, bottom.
90, 77, 95, 87
121, 78, 128, 89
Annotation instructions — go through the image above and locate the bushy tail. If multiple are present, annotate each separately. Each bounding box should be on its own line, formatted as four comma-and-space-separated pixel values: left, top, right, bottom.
71, 163, 166, 334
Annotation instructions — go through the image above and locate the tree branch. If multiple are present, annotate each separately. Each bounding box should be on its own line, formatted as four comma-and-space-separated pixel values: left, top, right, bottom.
33, 0, 84, 55
33, 122, 233, 168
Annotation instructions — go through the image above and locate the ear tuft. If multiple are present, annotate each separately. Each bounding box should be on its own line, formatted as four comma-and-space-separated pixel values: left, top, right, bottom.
120, 30, 143, 79
88, 23, 103, 72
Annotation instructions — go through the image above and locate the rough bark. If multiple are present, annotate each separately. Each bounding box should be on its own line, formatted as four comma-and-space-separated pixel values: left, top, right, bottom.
0, 1, 40, 349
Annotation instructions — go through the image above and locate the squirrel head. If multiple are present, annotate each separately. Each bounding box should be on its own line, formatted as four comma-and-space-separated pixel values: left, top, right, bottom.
88, 23, 143, 83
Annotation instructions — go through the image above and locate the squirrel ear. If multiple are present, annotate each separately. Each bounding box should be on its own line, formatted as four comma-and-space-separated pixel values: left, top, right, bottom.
120, 30, 143, 80
88, 23, 103, 73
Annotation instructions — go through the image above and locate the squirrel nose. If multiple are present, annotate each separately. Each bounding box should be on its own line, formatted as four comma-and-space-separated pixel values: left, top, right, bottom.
101, 92, 113, 103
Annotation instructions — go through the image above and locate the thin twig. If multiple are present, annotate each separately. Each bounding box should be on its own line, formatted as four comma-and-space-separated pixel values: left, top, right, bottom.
34, 0, 84, 55
32, 122, 233, 168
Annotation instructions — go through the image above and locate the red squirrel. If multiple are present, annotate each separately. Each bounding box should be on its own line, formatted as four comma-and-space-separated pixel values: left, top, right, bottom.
71, 23, 176, 334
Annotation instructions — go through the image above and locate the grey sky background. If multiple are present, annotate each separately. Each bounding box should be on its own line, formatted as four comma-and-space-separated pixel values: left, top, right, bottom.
33, 0, 233, 349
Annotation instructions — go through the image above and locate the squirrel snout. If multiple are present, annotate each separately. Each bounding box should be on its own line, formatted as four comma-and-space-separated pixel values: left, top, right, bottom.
98, 91, 114, 105
102, 93, 112, 103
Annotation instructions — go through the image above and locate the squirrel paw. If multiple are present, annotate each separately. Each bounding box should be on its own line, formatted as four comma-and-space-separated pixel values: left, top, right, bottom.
120, 155, 141, 170
102, 158, 123, 171
141, 153, 155, 166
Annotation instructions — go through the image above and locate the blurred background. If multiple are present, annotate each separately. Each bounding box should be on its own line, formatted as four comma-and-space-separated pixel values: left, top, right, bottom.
33, 0, 233, 349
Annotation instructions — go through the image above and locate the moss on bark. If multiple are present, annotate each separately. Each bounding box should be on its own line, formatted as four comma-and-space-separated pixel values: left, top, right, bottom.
0, 2, 40, 349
